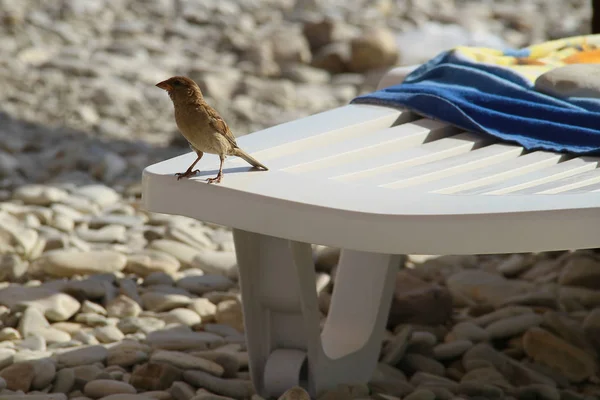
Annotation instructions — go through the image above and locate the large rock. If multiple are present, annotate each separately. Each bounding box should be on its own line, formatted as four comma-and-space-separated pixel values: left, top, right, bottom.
348, 28, 399, 73
558, 254, 600, 289
388, 271, 452, 326
446, 270, 533, 306
523, 327, 597, 383
270, 27, 312, 65
535, 64, 600, 99
0, 362, 35, 391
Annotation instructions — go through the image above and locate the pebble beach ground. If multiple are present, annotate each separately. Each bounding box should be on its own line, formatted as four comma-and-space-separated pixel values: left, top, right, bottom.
0, 0, 599, 399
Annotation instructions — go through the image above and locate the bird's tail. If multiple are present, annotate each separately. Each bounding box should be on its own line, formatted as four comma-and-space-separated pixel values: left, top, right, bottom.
233, 148, 269, 170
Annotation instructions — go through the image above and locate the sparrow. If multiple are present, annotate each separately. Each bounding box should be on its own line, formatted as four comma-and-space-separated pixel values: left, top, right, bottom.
156, 76, 268, 183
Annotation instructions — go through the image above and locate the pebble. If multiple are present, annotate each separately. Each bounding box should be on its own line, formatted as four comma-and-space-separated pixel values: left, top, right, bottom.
457, 381, 504, 399
516, 384, 561, 400
542, 311, 593, 352
191, 251, 239, 279
75, 313, 109, 327
523, 327, 597, 382
93, 325, 125, 343
106, 295, 143, 318
432, 340, 473, 360
106, 344, 149, 368
485, 313, 544, 339
150, 350, 225, 376
146, 329, 224, 351
0, 362, 35, 391
165, 224, 213, 250
176, 275, 235, 296
0, 328, 20, 341
141, 292, 192, 312
56, 345, 108, 367
0, 396, 68, 400
160, 308, 201, 326
37, 250, 127, 277
130, 362, 183, 391
215, 300, 244, 333
51, 367, 76, 393
445, 322, 489, 342
81, 300, 107, 316
381, 325, 411, 365
409, 331, 437, 348
399, 354, 445, 377
17, 307, 50, 341
183, 370, 255, 399
13, 185, 68, 206
496, 253, 534, 277
460, 367, 512, 390
71, 364, 105, 386
84, 379, 137, 398
403, 389, 436, 400
188, 351, 240, 378
464, 343, 556, 387
389, 272, 453, 326
74, 185, 120, 208
18, 335, 46, 351
118, 317, 165, 335
0, 286, 80, 322
471, 306, 534, 327
447, 270, 533, 306
148, 240, 202, 269
0, 349, 15, 369
31, 358, 56, 390
76, 225, 127, 243
188, 298, 217, 321
125, 250, 181, 277
278, 386, 310, 400
170, 380, 197, 400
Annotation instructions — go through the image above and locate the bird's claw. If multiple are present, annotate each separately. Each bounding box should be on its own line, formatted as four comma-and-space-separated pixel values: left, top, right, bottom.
175, 169, 200, 180
206, 174, 222, 184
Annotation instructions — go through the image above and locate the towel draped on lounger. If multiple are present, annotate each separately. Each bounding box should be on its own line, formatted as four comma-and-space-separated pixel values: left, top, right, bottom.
352, 34, 600, 155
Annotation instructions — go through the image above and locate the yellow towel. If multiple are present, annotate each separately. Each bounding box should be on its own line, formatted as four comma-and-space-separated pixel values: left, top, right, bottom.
453, 34, 600, 84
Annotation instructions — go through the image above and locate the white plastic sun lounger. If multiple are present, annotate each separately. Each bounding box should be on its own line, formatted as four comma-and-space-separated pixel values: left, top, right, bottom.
142, 66, 600, 398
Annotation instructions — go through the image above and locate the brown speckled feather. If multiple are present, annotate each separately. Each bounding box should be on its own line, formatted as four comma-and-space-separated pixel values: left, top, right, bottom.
204, 101, 239, 149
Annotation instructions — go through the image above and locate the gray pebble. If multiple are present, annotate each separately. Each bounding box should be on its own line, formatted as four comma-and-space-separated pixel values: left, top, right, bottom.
403, 389, 436, 400
432, 340, 473, 360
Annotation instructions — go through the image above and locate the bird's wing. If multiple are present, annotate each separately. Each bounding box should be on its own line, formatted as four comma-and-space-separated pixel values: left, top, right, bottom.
205, 103, 238, 148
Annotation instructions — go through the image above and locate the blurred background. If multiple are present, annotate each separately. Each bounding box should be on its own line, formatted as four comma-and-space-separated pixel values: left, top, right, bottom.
0, 0, 592, 151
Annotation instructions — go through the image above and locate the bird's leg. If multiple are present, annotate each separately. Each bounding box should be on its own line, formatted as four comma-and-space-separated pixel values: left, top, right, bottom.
207, 155, 224, 184
175, 152, 203, 180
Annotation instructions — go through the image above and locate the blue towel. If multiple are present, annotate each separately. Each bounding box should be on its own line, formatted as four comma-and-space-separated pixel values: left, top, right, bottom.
351, 45, 600, 155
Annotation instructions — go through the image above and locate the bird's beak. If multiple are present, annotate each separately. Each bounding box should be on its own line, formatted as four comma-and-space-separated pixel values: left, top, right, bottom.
156, 80, 172, 91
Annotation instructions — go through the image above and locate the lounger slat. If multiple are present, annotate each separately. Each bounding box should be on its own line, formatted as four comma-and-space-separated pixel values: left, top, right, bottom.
327, 132, 488, 183
375, 143, 522, 189
458, 157, 600, 195
278, 119, 459, 172
228, 105, 410, 162
510, 167, 600, 194
416, 151, 565, 194
559, 180, 600, 194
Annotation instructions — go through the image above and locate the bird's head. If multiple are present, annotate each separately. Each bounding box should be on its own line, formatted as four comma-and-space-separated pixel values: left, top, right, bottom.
156, 76, 202, 101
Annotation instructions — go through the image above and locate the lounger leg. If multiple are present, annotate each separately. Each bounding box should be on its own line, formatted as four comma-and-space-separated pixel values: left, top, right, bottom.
232, 229, 400, 398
